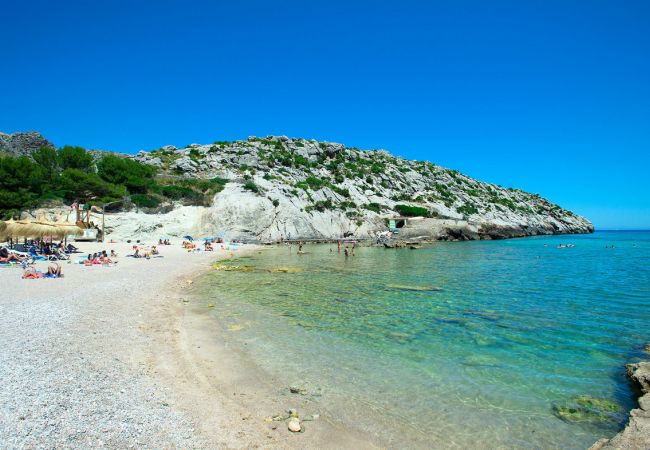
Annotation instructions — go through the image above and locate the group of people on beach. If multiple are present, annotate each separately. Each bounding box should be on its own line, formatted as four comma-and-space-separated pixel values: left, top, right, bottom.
1, 243, 67, 278
130, 245, 158, 259
83, 250, 117, 265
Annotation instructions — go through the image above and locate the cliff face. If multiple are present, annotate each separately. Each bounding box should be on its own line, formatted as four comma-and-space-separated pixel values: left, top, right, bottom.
130, 136, 593, 241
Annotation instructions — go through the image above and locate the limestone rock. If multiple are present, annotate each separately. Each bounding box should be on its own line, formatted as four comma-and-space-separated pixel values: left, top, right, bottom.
10, 131, 590, 242
589, 361, 650, 450
0, 131, 55, 157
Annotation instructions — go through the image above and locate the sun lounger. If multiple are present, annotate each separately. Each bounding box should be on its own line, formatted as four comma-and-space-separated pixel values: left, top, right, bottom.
28, 249, 47, 261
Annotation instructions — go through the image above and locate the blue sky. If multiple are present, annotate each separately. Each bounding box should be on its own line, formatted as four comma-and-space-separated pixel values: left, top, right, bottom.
1, 1, 648, 229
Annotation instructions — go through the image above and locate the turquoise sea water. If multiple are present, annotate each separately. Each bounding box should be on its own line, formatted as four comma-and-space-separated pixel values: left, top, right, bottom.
197, 231, 650, 449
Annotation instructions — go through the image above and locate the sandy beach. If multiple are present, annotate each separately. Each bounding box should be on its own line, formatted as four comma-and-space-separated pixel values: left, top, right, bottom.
0, 240, 375, 449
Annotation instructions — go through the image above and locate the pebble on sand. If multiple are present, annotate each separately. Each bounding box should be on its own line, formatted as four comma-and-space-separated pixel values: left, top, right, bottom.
287, 418, 301, 432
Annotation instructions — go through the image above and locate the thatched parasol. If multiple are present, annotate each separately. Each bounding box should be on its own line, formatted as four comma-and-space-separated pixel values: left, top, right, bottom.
54, 218, 84, 238
1, 219, 36, 238
0, 215, 84, 241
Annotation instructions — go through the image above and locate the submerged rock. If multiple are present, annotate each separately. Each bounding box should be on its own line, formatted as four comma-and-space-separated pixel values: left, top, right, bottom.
387, 284, 443, 292
553, 395, 622, 424
269, 267, 303, 273
289, 386, 307, 395
212, 263, 256, 272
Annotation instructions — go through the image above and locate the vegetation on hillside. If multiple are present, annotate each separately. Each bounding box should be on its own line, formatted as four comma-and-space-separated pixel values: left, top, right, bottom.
0, 146, 227, 218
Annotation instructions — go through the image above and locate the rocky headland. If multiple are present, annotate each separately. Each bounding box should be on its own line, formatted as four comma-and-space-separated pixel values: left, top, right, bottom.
3, 131, 594, 241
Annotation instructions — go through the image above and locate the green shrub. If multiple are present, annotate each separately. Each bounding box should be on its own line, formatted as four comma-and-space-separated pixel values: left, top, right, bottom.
371, 162, 385, 174
130, 193, 160, 208
305, 176, 325, 190
457, 203, 479, 216
363, 202, 384, 213
395, 204, 429, 217
243, 180, 259, 193
160, 185, 200, 201
97, 155, 157, 193
293, 154, 310, 167
57, 146, 94, 171
330, 185, 350, 197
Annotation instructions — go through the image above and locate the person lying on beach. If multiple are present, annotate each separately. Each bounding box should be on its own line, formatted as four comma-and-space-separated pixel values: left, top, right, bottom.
204, 242, 214, 251
22, 268, 43, 279
0, 247, 26, 263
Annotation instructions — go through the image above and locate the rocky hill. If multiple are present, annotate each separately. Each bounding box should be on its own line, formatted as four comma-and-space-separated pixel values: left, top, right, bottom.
127, 135, 593, 241
0, 131, 55, 157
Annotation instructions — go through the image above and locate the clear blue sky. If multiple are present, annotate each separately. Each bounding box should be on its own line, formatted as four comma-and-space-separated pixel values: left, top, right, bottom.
1, 1, 648, 229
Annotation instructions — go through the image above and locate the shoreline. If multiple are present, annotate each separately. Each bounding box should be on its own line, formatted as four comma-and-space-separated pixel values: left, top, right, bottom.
0, 240, 376, 448
3, 234, 646, 448
141, 245, 378, 449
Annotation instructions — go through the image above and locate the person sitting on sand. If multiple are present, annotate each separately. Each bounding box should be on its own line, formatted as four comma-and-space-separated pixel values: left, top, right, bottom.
110, 249, 118, 258
46, 263, 63, 277
99, 251, 113, 264
151, 245, 159, 255
204, 241, 214, 251
83, 254, 93, 266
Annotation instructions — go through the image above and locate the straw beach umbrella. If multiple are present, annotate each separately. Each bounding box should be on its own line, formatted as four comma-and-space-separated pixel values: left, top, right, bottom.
54, 217, 84, 238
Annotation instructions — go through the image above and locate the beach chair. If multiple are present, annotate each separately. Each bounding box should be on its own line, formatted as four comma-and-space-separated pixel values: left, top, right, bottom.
65, 244, 81, 254
28, 248, 47, 261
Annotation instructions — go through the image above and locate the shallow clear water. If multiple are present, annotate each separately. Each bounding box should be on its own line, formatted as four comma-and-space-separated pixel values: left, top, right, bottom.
196, 231, 650, 449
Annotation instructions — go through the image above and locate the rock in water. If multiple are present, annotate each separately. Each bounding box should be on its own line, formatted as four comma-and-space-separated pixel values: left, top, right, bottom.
553, 395, 622, 424
287, 418, 301, 432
